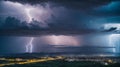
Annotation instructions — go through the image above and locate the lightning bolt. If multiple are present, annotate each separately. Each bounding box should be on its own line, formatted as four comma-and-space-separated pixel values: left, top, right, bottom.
26, 37, 34, 53
109, 34, 120, 53
25, 8, 32, 23
109, 34, 118, 53
109, 34, 116, 53
25, 7, 34, 53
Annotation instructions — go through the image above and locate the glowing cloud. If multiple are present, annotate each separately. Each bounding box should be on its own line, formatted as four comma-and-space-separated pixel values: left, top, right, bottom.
25, 8, 33, 23
1, 1, 67, 28
44, 35, 81, 46
104, 23, 120, 30
6, 0, 51, 24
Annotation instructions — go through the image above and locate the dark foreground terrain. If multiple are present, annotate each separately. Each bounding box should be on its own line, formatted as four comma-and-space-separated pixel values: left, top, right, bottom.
3, 60, 120, 67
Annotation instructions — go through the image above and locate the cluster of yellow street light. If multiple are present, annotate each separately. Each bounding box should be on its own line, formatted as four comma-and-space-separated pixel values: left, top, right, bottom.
0, 56, 64, 67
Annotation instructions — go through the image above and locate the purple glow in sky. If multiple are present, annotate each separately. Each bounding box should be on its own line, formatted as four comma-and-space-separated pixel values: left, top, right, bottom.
44, 35, 81, 46
1, 1, 67, 28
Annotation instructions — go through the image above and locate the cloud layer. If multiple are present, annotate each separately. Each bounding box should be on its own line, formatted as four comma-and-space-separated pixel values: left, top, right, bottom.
0, 0, 120, 35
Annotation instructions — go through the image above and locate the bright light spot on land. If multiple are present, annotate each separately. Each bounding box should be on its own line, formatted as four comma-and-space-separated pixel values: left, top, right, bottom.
104, 62, 108, 65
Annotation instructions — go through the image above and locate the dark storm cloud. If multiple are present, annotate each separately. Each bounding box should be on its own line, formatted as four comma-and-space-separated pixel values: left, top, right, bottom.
5, 0, 111, 10
0, 16, 48, 29
0, 0, 120, 54
0, 28, 97, 36
0, 0, 92, 30
0, 0, 120, 36
91, 1, 120, 16
0, 16, 96, 36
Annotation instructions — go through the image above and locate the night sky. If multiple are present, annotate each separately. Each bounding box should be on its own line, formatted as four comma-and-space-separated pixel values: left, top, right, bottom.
0, 0, 120, 54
